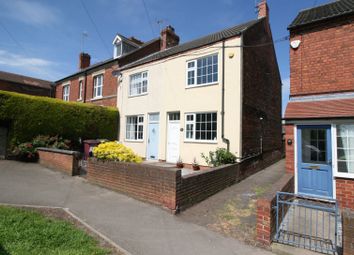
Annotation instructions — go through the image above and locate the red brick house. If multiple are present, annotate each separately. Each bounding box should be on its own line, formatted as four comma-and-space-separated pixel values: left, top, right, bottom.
0, 70, 53, 97
284, 0, 354, 210
55, 30, 178, 107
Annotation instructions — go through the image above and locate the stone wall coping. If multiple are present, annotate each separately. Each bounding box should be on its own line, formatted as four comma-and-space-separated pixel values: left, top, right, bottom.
258, 173, 294, 201
88, 158, 182, 175
37, 147, 81, 156
181, 164, 235, 180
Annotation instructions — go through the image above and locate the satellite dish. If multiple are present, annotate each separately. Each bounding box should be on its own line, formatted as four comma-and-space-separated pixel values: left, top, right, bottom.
290, 40, 301, 49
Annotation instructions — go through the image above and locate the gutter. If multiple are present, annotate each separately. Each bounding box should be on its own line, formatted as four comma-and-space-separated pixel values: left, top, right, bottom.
221, 40, 230, 151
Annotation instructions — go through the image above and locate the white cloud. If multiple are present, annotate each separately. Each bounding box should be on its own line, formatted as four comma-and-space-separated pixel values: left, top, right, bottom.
0, 0, 60, 26
0, 50, 60, 80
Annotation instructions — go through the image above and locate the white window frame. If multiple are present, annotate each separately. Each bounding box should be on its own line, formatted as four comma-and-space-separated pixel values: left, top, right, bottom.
63, 84, 70, 101
186, 54, 218, 88
184, 112, 217, 143
125, 115, 144, 141
129, 71, 148, 97
93, 74, 103, 99
78, 80, 83, 100
333, 124, 354, 179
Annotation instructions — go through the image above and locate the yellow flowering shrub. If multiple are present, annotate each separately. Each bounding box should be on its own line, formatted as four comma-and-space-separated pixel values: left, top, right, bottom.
93, 141, 142, 163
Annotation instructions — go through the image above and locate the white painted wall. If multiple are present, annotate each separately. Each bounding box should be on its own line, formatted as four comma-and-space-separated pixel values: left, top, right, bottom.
117, 37, 242, 165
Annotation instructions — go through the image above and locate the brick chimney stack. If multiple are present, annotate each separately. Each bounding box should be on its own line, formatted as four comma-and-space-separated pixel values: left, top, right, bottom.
257, 0, 269, 21
79, 52, 91, 70
160, 25, 179, 51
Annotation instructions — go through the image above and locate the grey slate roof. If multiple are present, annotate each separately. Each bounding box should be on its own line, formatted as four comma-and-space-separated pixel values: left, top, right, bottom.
55, 38, 160, 83
121, 19, 261, 70
288, 0, 354, 29
0, 70, 53, 89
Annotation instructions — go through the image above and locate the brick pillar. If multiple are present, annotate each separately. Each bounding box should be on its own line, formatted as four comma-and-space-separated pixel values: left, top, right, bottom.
343, 209, 354, 255
285, 124, 295, 174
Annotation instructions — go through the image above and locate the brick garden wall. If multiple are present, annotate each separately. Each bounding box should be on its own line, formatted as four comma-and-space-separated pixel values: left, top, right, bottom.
37, 148, 80, 176
336, 178, 354, 210
343, 209, 354, 255
256, 174, 294, 246
86, 150, 282, 212
87, 159, 181, 211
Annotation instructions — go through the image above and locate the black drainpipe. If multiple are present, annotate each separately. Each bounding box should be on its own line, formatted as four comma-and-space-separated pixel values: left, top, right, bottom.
221, 40, 230, 151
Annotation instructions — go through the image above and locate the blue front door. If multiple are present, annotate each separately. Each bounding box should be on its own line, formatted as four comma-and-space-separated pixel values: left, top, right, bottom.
147, 114, 159, 160
297, 125, 333, 198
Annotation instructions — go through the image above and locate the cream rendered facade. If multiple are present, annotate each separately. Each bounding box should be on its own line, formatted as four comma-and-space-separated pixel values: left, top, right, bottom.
117, 37, 243, 165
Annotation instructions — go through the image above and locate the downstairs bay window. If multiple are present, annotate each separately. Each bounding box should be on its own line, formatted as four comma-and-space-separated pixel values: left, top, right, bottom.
126, 115, 144, 141
185, 112, 217, 142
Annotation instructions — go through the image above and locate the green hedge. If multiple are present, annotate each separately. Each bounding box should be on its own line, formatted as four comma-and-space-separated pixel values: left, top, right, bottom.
0, 91, 118, 147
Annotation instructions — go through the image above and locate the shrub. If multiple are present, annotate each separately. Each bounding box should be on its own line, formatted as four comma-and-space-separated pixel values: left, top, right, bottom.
201, 148, 237, 167
12, 135, 73, 162
93, 141, 142, 163
12, 142, 38, 162
0, 91, 118, 148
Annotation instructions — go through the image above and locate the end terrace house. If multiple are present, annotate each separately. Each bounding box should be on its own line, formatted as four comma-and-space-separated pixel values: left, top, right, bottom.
117, 0, 282, 166
284, 0, 354, 208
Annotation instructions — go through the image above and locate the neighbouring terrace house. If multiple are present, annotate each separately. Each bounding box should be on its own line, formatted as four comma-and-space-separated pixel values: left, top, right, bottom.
117, 0, 282, 166
0, 70, 53, 97
55, 33, 165, 107
284, 0, 354, 209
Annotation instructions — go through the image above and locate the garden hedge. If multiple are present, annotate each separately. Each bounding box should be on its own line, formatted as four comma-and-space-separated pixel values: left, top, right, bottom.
0, 91, 118, 147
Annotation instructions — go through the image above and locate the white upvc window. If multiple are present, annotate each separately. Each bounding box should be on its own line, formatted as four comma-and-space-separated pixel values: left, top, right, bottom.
185, 112, 217, 142
63, 85, 70, 101
78, 80, 83, 100
186, 54, 218, 87
129, 71, 148, 96
335, 124, 354, 178
93, 74, 103, 98
126, 115, 144, 141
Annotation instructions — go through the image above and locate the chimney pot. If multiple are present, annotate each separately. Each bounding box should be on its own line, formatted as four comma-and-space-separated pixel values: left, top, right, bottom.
79, 52, 90, 70
160, 25, 179, 51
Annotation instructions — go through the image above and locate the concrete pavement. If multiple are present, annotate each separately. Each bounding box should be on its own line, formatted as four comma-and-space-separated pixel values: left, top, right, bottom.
0, 160, 274, 255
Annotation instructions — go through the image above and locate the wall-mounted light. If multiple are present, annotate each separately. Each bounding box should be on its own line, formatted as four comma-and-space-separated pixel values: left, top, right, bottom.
287, 139, 293, 146
290, 40, 301, 49
228, 52, 235, 58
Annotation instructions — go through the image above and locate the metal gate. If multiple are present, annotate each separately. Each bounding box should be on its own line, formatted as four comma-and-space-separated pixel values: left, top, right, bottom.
273, 192, 341, 254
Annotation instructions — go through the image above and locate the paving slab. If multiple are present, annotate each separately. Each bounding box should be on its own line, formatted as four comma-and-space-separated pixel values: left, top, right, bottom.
0, 160, 273, 255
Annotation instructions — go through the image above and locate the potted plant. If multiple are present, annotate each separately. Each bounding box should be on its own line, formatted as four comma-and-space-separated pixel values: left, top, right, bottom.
176, 157, 184, 168
192, 157, 200, 171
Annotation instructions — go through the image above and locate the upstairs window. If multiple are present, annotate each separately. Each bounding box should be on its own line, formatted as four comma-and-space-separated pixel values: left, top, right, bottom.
186, 54, 218, 87
78, 80, 83, 100
126, 115, 144, 141
129, 72, 148, 96
93, 74, 103, 98
63, 85, 70, 101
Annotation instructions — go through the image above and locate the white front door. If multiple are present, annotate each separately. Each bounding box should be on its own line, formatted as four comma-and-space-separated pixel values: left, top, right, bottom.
167, 112, 180, 163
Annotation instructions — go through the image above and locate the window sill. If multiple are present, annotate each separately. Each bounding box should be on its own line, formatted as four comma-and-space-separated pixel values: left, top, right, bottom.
334, 173, 354, 179
184, 140, 218, 144
128, 93, 148, 98
124, 139, 144, 143
77, 99, 83, 102
185, 82, 218, 89
91, 96, 103, 101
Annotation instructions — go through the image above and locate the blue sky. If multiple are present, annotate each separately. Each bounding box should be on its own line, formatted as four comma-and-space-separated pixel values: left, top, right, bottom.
0, 0, 332, 113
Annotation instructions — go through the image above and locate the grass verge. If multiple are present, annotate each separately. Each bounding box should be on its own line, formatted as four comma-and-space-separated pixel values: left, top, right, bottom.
0, 206, 110, 255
